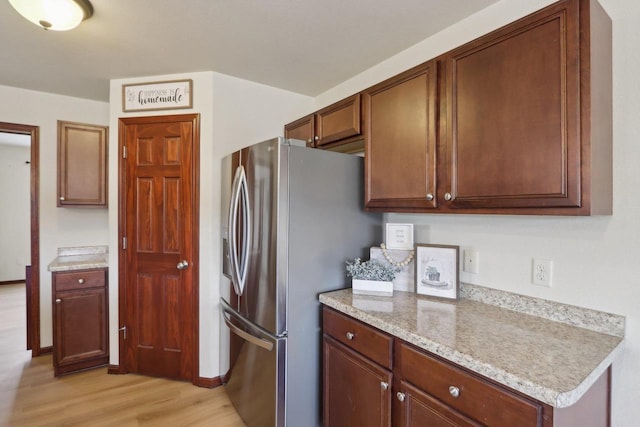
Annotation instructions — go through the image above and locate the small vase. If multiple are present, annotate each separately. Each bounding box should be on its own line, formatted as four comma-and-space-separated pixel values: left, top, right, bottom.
352, 279, 394, 297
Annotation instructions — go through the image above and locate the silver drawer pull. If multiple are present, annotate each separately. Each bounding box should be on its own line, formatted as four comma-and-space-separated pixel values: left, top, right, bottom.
346, 332, 355, 340
397, 392, 405, 402
449, 386, 460, 398
380, 382, 389, 391
78, 278, 84, 284
55, 298, 62, 304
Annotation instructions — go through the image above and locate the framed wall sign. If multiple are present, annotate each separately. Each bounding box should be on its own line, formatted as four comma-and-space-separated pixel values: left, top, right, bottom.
385, 223, 414, 250
122, 79, 193, 112
415, 244, 459, 300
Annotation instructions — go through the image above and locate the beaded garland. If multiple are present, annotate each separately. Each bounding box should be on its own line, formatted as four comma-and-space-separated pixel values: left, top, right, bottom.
380, 243, 414, 268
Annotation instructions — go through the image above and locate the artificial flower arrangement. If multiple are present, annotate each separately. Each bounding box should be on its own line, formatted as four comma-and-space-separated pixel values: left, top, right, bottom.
346, 258, 398, 296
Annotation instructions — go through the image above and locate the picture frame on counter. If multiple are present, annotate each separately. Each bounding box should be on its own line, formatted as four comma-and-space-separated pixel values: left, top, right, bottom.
385, 223, 414, 250
122, 79, 193, 112
415, 244, 459, 300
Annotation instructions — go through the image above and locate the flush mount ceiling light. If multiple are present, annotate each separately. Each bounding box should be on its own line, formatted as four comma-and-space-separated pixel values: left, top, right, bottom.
8, 0, 93, 31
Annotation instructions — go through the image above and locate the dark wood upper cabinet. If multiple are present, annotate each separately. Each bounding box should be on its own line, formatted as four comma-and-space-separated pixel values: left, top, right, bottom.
363, 0, 611, 215
363, 62, 438, 210
441, 0, 611, 214
57, 121, 108, 207
284, 114, 315, 147
284, 93, 363, 153
315, 93, 361, 147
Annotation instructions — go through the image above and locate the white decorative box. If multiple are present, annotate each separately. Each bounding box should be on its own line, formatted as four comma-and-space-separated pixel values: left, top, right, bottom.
370, 247, 415, 292
352, 279, 394, 297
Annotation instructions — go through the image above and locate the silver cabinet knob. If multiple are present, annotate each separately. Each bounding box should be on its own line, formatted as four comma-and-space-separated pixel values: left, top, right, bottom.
346, 332, 355, 340
380, 382, 389, 391
177, 260, 189, 270
78, 278, 84, 284
55, 298, 62, 304
307, 139, 312, 143
59, 197, 65, 201
314, 136, 320, 141
426, 193, 434, 201
396, 392, 405, 402
449, 386, 460, 398
444, 192, 453, 201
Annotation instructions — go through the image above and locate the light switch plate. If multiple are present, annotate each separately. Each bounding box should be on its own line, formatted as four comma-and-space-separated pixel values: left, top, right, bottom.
463, 250, 479, 274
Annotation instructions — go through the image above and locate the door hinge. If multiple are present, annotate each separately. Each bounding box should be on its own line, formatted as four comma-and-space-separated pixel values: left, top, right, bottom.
122, 237, 127, 250
119, 326, 127, 340
122, 146, 127, 158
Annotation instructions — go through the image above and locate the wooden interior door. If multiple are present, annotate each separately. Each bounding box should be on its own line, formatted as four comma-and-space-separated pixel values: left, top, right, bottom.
119, 114, 199, 382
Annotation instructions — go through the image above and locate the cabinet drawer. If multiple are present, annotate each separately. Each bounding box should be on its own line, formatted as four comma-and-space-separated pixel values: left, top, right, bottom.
323, 308, 392, 369
54, 269, 106, 292
397, 341, 544, 426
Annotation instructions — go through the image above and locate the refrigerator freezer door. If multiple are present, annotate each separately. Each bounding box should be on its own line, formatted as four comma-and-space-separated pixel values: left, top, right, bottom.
221, 298, 285, 427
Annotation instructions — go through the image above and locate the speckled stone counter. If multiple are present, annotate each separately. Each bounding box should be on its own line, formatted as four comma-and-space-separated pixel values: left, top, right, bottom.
319, 284, 624, 408
47, 246, 108, 272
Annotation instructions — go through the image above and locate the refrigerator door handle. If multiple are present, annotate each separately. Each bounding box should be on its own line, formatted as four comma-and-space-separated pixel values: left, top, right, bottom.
228, 165, 250, 296
221, 299, 274, 351
237, 166, 251, 295
228, 167, 241, 294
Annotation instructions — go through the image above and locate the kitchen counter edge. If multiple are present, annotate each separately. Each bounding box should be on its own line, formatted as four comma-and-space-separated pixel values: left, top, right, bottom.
319, 286, 624, 409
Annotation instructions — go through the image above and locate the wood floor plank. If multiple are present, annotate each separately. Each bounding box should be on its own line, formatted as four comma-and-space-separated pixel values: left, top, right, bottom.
0, 284, 246, 426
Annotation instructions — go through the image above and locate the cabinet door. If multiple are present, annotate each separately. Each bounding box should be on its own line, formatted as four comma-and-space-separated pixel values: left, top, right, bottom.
442, 0, 580, 210
364, 62, 438, 210
323, 335, 392, 427
57, 121, 108, 207
284, 114, 315, 147
54, 287, 108, 371
315, 93, 361, 147
396, 380, 481, 427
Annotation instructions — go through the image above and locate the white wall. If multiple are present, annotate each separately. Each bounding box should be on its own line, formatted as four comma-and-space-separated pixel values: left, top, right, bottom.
0, 144, 30, 281
0, 84, 109, 347
107, 71, 312, 378
312, 0, 639, 424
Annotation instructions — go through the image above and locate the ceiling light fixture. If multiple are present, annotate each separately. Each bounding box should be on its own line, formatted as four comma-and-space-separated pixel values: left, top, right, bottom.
8, 0, 93, 31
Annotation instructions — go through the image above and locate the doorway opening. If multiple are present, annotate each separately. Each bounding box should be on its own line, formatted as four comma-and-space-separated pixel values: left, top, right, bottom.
0, 122, 40, 356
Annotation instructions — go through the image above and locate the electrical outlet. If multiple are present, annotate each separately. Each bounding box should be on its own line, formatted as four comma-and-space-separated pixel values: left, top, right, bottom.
463, 250, 479, 274
532, 258, 552, 287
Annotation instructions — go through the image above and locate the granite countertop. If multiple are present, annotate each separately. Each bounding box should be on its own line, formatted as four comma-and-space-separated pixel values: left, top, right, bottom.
47, 246, 109, 272
319, 284, 625, 409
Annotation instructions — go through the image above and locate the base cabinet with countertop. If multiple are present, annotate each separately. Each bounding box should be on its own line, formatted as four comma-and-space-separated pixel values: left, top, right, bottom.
49, 247, 109, 377
321, 297, 618, 427
323, 307, 393, 426
53, 268, 109, 376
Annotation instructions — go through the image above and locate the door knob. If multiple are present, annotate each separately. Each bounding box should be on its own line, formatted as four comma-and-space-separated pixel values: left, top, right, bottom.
177, 260, 189, 270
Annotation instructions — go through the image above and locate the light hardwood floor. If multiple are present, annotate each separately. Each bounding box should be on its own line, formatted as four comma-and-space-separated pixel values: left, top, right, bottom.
0, 283, 246, 426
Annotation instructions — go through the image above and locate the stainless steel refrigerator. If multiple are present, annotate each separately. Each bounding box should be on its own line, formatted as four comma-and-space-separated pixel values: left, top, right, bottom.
220, 137, 381, 427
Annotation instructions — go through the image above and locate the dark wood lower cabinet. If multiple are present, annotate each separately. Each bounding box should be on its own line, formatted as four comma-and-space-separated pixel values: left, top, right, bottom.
322, 306, 610, 427
396, 380, 480, 427
53, 268, 108, 376
323, 335, 392, 427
